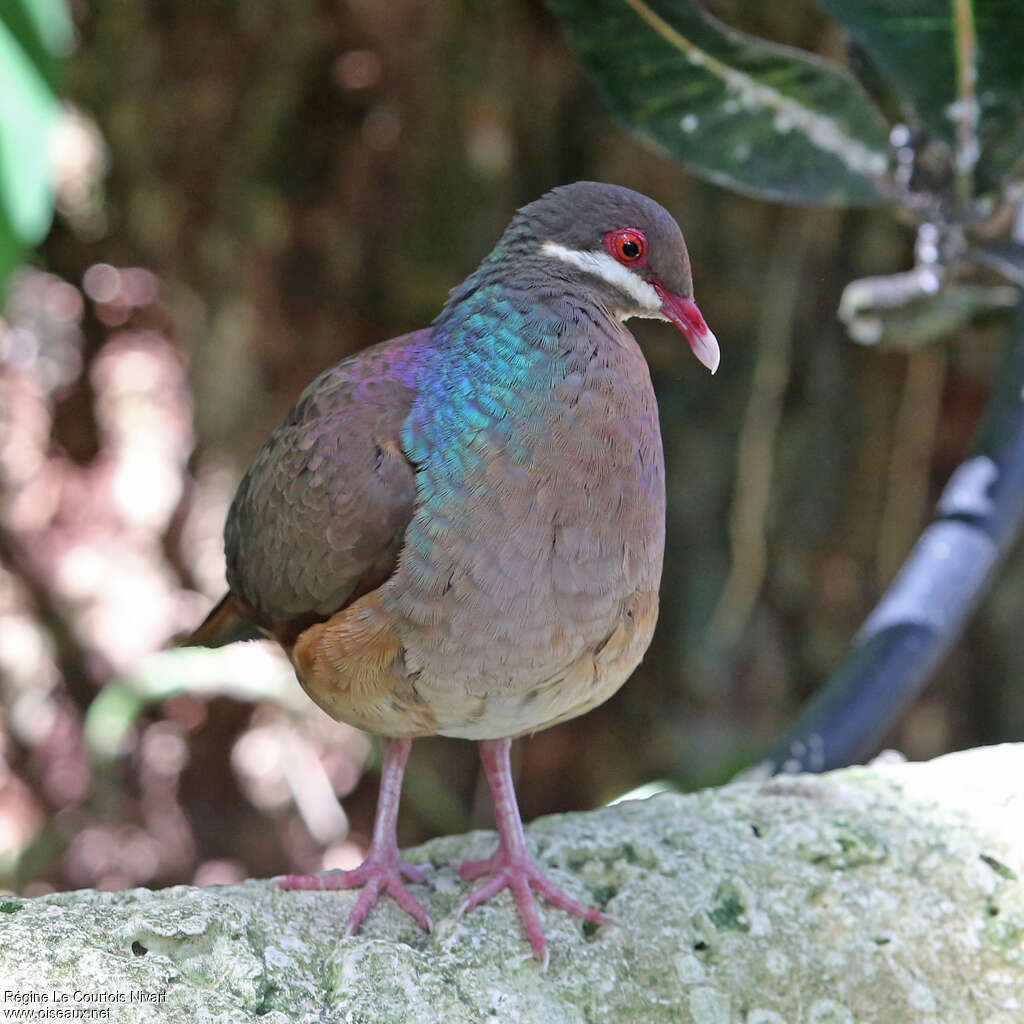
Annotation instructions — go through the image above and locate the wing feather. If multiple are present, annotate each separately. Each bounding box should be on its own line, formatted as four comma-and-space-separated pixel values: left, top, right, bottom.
196, 330, 427, 645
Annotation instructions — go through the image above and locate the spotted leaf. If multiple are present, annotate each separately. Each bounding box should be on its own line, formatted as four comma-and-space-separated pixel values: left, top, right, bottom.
818, 0, 1024, 182
548, 0, 895, 206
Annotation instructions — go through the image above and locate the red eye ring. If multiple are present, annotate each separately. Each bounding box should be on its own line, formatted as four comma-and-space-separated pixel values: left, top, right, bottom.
605, 228, 648, 266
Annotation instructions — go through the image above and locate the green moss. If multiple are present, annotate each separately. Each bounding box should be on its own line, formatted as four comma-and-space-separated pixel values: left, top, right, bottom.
708, 881, 750, 933
980, 853, 1018, 880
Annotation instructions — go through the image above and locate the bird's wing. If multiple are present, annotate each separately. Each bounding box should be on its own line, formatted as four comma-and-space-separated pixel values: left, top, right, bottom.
184, 330, 426, 649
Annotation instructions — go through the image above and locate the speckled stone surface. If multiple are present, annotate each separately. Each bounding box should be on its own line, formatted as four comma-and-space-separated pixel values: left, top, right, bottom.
3, 745, 1024, 1023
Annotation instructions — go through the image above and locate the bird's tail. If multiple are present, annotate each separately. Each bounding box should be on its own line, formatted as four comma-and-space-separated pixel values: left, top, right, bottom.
176, 592, 263, 648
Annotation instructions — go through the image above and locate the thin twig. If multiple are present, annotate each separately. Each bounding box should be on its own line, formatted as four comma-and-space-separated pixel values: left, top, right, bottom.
705, 210, 817, 654
876, 348, 948, 586
951, 0, 979, 204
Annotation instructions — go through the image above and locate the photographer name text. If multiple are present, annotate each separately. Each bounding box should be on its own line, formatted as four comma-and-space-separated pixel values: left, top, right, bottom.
3, 991, 166, 1005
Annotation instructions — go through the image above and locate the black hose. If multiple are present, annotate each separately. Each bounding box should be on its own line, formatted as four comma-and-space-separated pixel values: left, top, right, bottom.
761, 276, 1024, 775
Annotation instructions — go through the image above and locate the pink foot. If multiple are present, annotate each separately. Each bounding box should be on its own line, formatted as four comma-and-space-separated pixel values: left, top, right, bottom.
462, 738, 610, 968
275, 737, 431, 934
277, 853, 431, 934
458, 847, 606, 968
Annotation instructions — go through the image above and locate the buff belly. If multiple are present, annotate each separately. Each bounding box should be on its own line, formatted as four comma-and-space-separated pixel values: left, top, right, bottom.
289, 589, 658, 740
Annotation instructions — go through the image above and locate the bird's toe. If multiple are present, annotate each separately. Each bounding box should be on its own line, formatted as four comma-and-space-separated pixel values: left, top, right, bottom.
276, 857, 432, 934
457, 851, 606, 964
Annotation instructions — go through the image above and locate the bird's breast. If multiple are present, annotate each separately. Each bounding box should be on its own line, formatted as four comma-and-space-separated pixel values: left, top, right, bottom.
382, 311, 665, 732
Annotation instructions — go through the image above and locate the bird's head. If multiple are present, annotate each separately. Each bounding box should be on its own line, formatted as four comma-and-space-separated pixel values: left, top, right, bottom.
512, 181, 719, 374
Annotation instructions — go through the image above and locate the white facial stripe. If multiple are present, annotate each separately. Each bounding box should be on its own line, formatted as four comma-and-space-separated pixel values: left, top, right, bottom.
541, 241, 664, 317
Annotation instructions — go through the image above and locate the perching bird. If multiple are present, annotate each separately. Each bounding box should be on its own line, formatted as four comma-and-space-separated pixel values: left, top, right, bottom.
187, 181, 719, 966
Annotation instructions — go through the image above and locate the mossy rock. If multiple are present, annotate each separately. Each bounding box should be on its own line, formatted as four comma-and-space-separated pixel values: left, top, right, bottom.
2, 745, 1024, 1022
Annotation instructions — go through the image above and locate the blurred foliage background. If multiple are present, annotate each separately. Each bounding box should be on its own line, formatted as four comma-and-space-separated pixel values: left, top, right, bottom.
1, 0, 1023, 897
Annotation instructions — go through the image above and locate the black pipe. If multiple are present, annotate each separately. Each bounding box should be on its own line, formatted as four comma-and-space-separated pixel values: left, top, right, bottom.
761, 277, 1024, 775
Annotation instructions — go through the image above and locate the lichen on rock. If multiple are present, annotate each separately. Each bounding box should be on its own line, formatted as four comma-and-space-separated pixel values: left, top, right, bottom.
2, 745, 1024, 1022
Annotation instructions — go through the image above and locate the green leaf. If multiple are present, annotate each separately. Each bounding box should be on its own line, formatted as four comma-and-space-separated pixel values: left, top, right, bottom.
0, 200, 20, 287
547, 0, 895, 206
0, 0, 68, 299
0, 18, 59, 243
819, 0, 1024, 174
0, 0, 72, 90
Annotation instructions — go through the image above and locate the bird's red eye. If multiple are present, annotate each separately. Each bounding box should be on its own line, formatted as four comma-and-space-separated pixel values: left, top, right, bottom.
605, 228, 648, 266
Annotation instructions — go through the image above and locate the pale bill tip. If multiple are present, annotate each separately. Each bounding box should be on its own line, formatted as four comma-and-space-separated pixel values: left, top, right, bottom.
692, 327, 720, 375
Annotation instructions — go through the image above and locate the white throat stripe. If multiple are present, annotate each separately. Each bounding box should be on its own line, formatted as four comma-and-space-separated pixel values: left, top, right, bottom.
541, 241, 663, 315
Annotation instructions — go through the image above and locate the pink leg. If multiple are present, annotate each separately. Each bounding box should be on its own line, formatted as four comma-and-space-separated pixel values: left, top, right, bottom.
459, 737, 608, 967
276, 737, 431, 934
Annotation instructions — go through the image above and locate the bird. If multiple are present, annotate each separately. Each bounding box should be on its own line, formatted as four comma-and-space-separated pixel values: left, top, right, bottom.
185, 181, 719, 966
